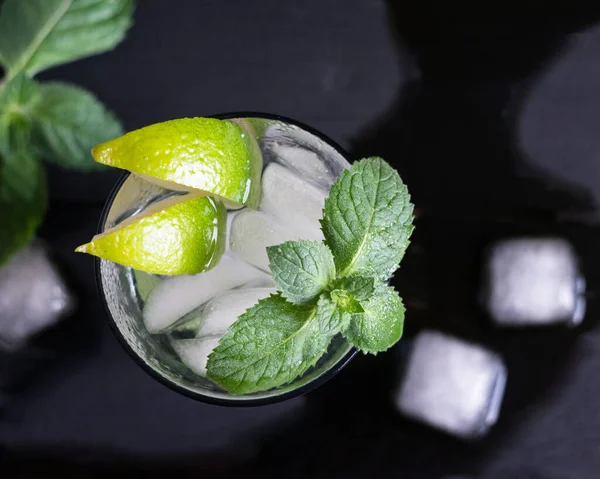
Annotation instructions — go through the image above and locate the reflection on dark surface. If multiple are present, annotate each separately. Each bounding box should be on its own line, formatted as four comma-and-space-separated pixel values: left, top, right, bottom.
4, 0, 600, 477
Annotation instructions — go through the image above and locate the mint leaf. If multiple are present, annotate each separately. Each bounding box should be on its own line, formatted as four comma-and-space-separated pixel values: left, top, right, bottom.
344, 286, 405, 354
331, 276, 375, 301
267, 240, 335, 305
0, 148, 46, 265
29, 82, 123, 170
0, 0, 134, 79
321, 157, 414, 281
331, 289, 364, 314
0, 74, 41, 153
329, 276, 375, 313
0, 74, 41, 116
207, 294, 334, 395
316, 293, 350, 335
0, 76, 46, 266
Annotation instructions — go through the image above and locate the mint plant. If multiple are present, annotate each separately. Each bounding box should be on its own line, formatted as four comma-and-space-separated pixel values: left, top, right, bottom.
207, 157, 414, 395
0, 0, 135, 265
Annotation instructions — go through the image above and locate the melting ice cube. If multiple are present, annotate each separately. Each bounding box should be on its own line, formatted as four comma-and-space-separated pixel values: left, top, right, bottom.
260, 162, 328, 235
143, 255, 270, 333
394, 330, 506, 439
171, 287, 276, 376
229, 210, 322, 272
483, 238, 585, 326
171, 337, 221, 377
174, 286, 277, 337
0, 242, 75, 351
196, 287, 277, 338
263, 122, 349, 188
269, 143, 335, 187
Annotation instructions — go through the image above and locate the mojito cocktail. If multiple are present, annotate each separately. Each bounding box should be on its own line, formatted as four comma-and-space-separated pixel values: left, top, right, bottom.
80, 113, 413, 405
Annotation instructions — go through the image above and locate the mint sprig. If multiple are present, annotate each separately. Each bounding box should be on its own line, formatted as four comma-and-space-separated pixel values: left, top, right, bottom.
207, 157, 414, 395
0, 0, 134, 266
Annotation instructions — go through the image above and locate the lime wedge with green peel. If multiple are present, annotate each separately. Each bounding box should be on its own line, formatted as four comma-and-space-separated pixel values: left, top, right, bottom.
75, 195, 226, 275
91, 118, 262, 209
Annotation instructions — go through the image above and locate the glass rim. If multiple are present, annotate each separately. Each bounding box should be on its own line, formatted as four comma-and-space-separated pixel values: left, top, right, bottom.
95, 111, 358, 407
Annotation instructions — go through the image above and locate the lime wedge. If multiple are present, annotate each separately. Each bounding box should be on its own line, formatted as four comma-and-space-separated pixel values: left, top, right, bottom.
91, 118, 262, 209
76, 195, 226, 275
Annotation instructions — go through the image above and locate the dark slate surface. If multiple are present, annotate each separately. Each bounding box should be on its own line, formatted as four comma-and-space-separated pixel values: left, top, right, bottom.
3, 1, 600, 477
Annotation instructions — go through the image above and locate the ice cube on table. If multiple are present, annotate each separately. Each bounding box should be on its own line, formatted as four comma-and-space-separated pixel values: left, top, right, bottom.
171, 336, 221, 377
143, 255, 270, 333
0, 242, 75, 351
260, 163, 328, 235
229, 210, 323, 272
483, 238, 585, 326
394, 330, 506, 439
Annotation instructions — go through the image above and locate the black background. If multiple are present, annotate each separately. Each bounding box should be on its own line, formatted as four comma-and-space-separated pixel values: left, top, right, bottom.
3, 1, 600, 477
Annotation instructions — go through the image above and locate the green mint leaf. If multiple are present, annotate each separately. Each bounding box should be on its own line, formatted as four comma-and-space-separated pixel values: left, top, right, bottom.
207, 294, 334, 395
329, 276, 375, 313
316, 293, 350, 335
0, 74, 41, 153
321, 157, 414, 281
0, 115, 31, 158
267, 240, 335, 305
29, 82, 123, 170
331, 275, 375, 301
0, 0, 134, 79
0, 76, 46, 265
330, 289, 364, 314
344, 286, 405, 354
0, 148, 46, 265
0, 74, 41, 116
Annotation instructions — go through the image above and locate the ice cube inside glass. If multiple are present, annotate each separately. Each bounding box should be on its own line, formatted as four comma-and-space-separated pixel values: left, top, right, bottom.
97, 113, 356, 405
